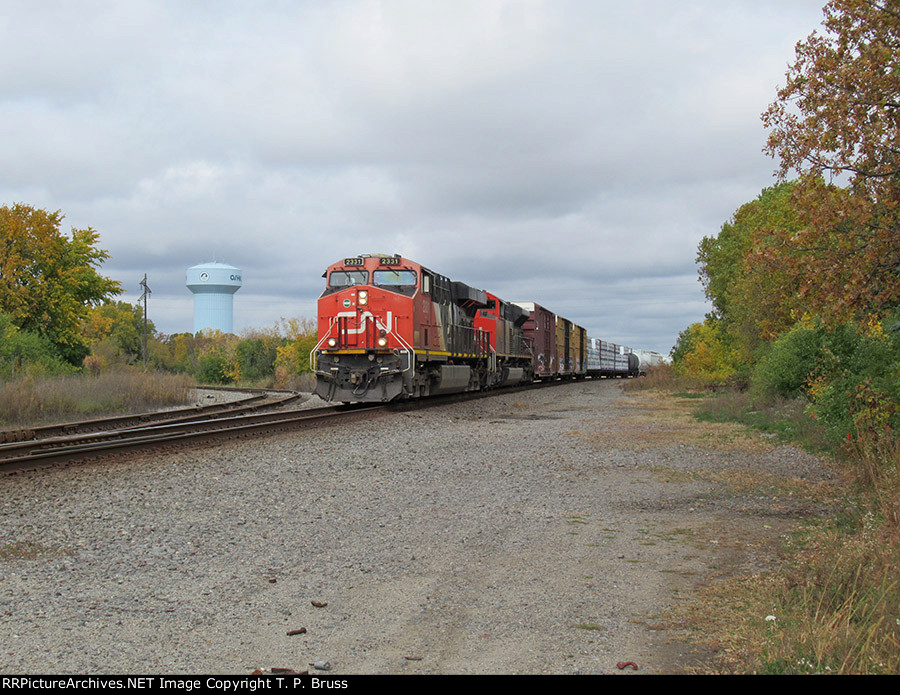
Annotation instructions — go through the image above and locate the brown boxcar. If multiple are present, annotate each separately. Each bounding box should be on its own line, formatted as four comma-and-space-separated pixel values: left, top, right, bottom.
513, 301, 558, 378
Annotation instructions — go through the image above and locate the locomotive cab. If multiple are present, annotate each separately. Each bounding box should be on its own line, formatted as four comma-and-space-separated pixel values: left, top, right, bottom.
314, 255, 418, 402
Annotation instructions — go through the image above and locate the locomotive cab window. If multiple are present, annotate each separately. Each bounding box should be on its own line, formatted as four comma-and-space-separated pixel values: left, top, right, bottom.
373, 269, 417, 286
329, 270, 368, 287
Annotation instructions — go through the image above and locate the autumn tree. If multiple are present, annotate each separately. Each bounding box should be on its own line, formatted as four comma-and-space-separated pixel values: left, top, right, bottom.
83, 300, 156, 366
274, 317, 318, 388
670, 318, 741, 384
0, 204, 121, 364
697, 182, 804, 354
762, 0, 900, 322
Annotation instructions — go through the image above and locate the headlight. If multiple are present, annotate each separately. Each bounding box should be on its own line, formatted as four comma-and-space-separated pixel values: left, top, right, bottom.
358, 290, 369, 306
327, 338, 337, 347
377, 337, 388, 347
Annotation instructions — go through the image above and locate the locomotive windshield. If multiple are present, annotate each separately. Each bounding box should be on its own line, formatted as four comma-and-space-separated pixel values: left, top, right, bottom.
329, 270, 368, 287
373, 270, 417, 286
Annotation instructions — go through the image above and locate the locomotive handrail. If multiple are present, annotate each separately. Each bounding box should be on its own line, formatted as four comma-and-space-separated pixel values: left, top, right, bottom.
310, 317, 338, 372
379, 315, 415, 375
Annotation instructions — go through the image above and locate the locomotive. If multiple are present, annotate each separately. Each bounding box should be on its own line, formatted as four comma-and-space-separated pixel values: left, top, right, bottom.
312, 253, 656, 403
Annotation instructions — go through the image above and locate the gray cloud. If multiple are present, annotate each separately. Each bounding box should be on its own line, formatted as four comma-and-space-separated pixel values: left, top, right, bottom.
0, 0, 826, 354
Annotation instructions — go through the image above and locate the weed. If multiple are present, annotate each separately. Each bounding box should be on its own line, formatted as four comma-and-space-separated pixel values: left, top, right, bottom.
637, 378, 900, 673
0, 370, 194, 426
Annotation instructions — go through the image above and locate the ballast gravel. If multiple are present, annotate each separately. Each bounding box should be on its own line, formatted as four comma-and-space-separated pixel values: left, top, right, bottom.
0, 380, 834, 675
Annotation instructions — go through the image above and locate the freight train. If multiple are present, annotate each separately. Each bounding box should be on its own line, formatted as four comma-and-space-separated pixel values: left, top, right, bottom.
312, 254, 663, 403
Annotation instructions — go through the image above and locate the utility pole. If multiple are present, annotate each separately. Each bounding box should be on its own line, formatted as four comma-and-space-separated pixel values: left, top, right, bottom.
139, 274, 151, 370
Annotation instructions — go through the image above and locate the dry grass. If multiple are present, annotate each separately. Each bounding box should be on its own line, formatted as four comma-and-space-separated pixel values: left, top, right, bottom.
574, 390, 774, 453
670, 518, 900, 674
277, 371, 317, 393
647, 465, 831, 503
850, 431, 900, 545
630, 371, 900, 674
0, 370, 194, 427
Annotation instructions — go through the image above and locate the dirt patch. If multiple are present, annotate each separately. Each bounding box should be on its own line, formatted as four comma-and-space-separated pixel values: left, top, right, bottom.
572, 391, 776, 453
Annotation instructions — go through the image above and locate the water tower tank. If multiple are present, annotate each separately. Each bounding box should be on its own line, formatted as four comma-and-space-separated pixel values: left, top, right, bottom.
186, 262, 242, 334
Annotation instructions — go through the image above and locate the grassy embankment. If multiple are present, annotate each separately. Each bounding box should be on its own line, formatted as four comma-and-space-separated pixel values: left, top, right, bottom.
0, 371, 195, 427
625, 366, 899, 674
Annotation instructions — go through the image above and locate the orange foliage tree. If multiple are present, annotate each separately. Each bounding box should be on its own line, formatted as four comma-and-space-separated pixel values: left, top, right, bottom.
762, 0, 900, 323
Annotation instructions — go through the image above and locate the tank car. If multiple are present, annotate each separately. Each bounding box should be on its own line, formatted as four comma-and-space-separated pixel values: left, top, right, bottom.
632, 349, 666, 375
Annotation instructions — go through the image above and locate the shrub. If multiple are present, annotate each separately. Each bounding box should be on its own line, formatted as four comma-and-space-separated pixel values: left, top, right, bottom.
0, 312, 73, 378
751, 323, 824, 399
196, 352, 233, 384
749, 317, 900, 446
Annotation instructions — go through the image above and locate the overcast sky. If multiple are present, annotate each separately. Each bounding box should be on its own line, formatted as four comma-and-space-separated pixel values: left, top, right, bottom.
0, 0, 828, 354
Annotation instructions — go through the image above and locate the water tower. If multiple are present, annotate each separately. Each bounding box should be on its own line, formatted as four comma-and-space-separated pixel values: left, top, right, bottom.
186, 262, 242, 334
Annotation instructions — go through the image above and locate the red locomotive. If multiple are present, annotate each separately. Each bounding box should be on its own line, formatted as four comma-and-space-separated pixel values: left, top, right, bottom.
313, 253, 646, 402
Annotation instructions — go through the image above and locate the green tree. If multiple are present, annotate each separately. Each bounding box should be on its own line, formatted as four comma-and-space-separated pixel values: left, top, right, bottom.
235, 333, 282, 383
84, 300, 155, 365
0, 204, 121, 364
697, 183, 804, 351
762, 0, 900, 322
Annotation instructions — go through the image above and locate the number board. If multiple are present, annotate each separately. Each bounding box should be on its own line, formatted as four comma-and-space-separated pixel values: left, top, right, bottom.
343, 257, 364, 266
379, 257, 401, 266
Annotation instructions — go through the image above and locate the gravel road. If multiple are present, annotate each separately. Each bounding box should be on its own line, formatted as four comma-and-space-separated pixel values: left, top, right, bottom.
0, 379, 834, 674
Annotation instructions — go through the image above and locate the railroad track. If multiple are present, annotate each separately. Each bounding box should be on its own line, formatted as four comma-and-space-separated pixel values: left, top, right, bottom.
0, 401, 388, 473
0, 378, 597, 474
0, 387, 300, 444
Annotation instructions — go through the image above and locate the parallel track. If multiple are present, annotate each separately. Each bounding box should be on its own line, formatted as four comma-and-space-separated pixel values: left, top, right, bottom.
0, 378, 611, 474
0, 402, 387, 473
0, 387, 300, 444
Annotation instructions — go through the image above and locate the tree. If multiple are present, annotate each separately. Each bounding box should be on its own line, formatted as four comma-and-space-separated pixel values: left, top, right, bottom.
762, 0, 900, 321
0, 204, 121, 364
235, 332, 283, 383
274, 317, 318, 388
84, 300, 156, 365
671, 318, 741, 384
697, 183, 804, 351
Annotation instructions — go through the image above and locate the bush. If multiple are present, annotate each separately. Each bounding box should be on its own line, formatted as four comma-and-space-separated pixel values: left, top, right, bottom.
751, 323, 824, 399
0, 313, 73, 378
196, 352, 233, 384
750, 317, 900, 446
